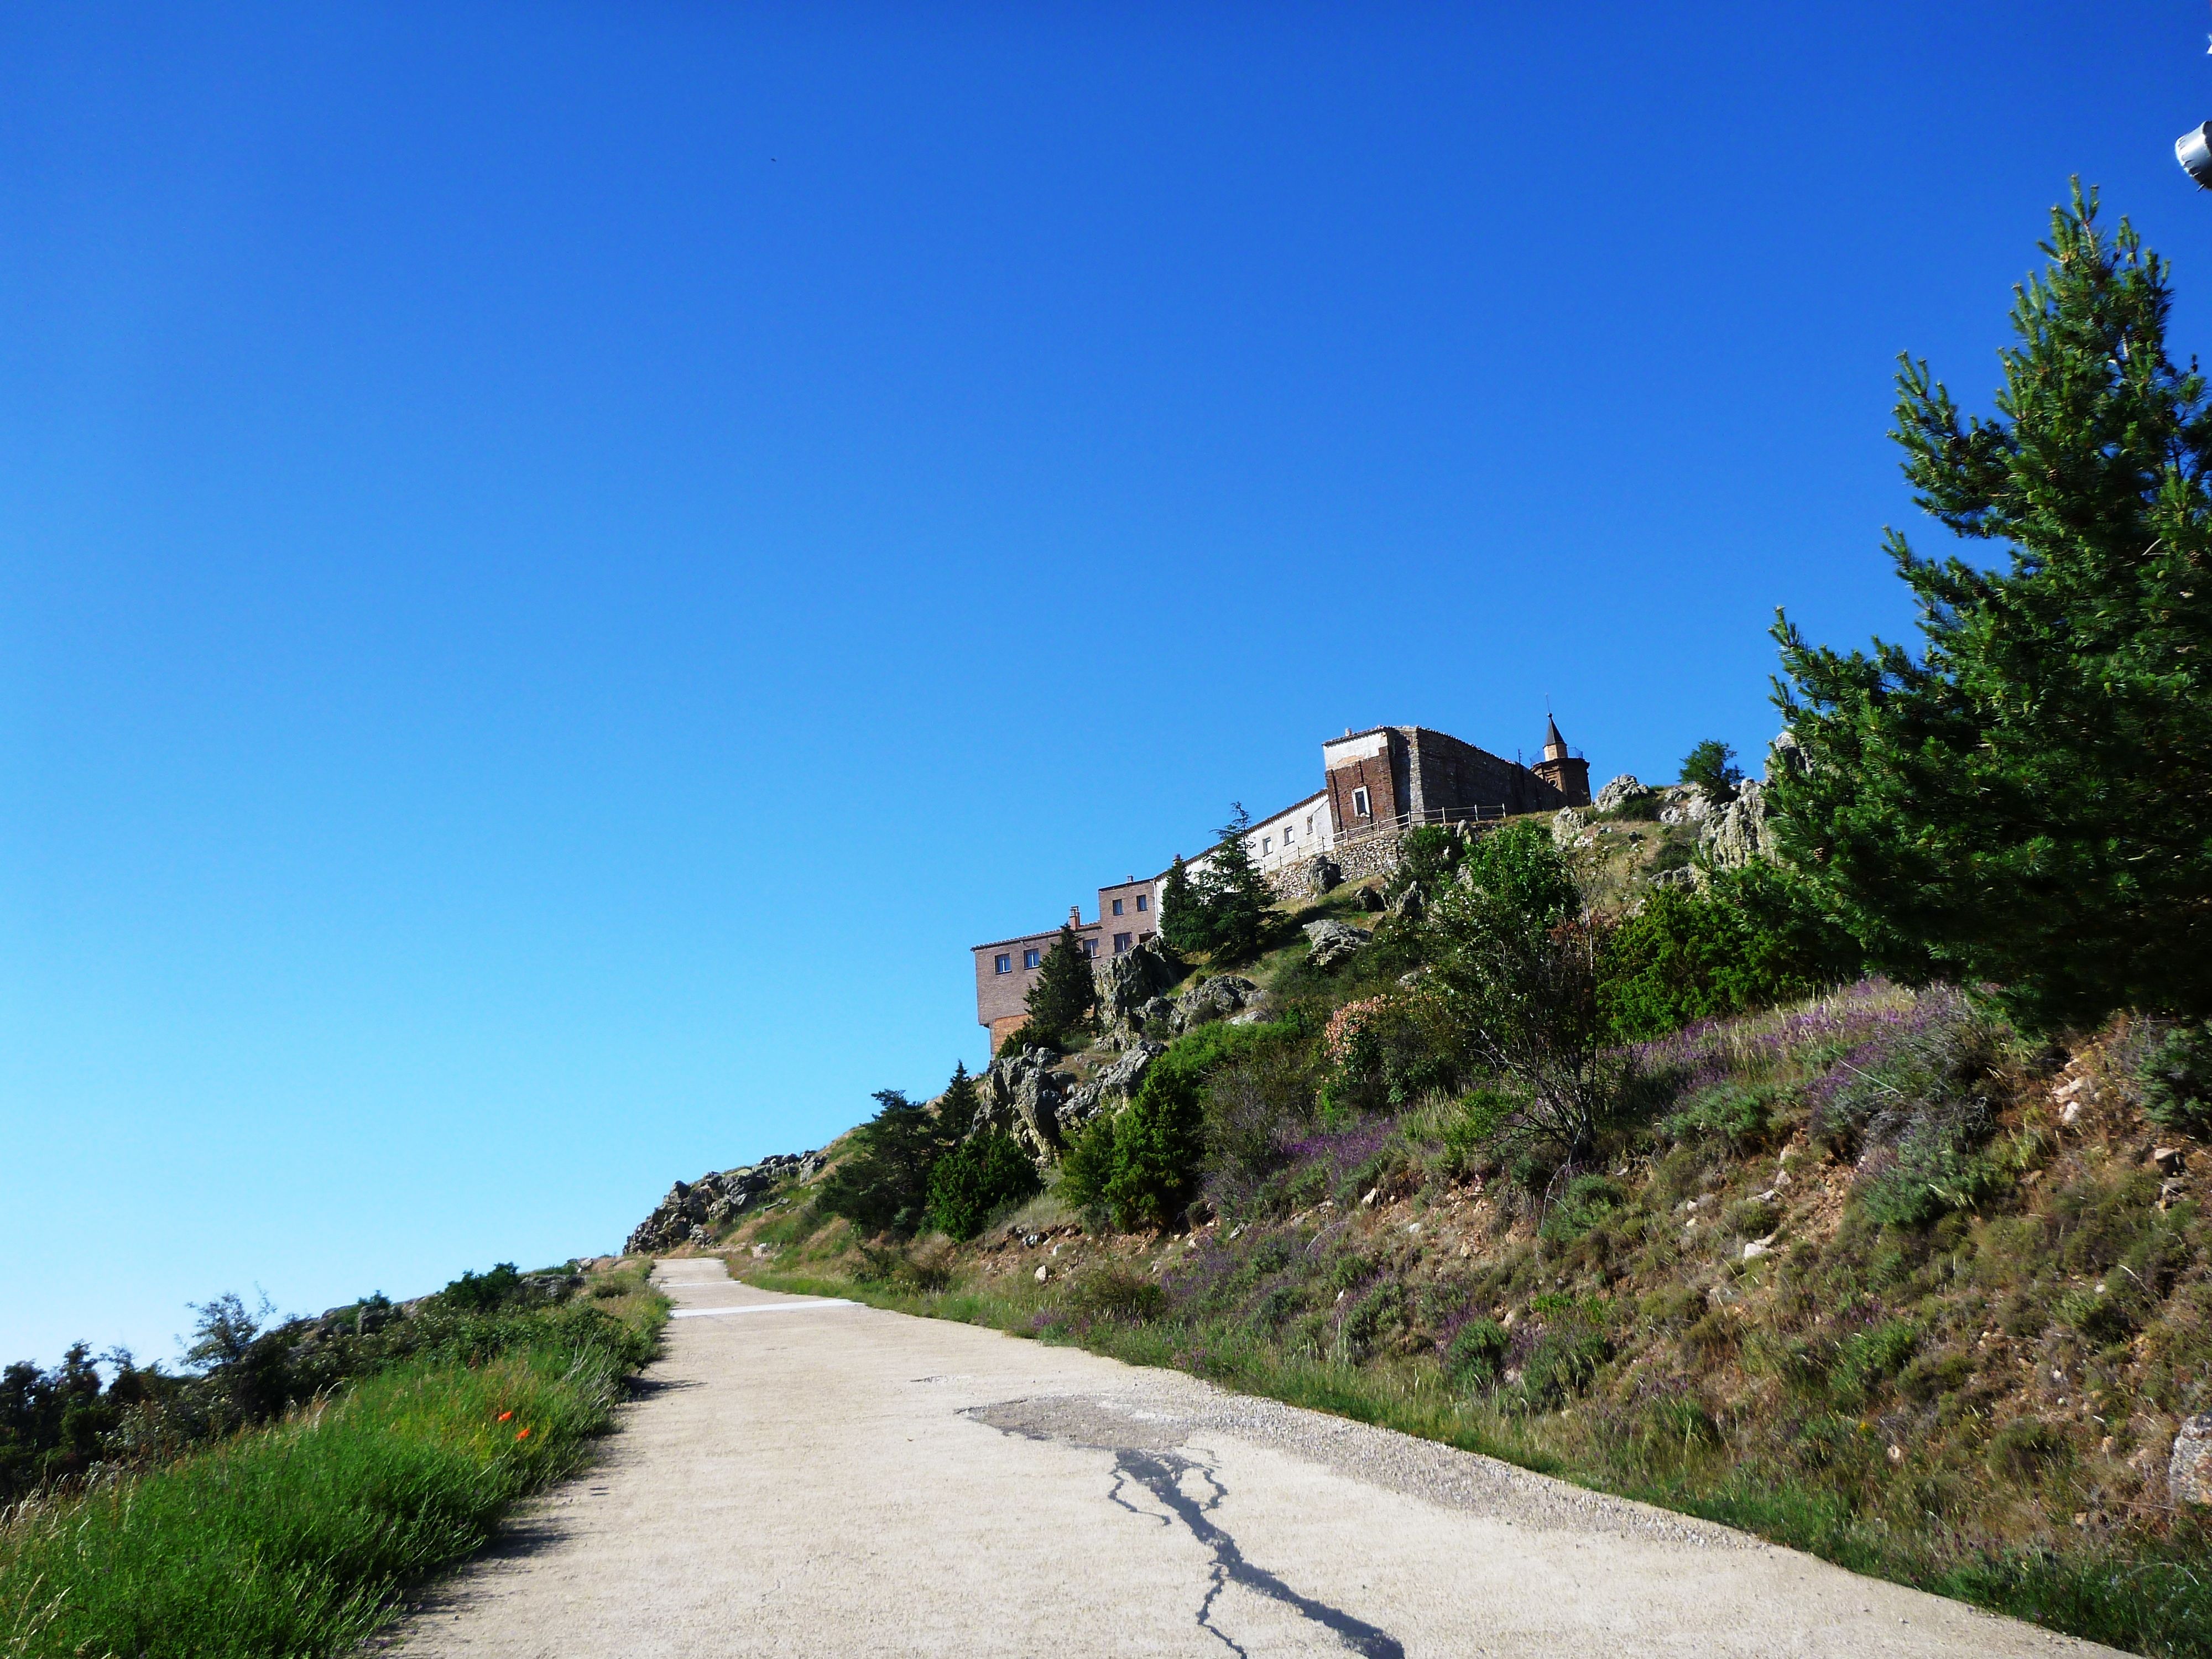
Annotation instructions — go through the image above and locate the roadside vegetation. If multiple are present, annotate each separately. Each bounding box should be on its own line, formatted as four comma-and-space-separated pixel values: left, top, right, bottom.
689, 188, 2212, 1658
0, 1259, 665, 1659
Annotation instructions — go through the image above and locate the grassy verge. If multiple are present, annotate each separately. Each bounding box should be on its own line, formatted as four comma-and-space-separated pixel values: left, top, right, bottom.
0, 1264, 666, 1659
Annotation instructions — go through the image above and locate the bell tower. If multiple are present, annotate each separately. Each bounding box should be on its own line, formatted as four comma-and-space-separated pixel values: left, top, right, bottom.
1530, 714, 1591, 807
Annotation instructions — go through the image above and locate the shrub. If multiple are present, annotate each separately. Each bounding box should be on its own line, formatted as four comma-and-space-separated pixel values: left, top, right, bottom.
1986, 1416, 2072, 1481
923, 1131, 1041, 1241
1599, 866, 1864, 1042
1338, 1282, 1406, 1364
1424, 822, 1614, 1159
1540, 1175, 1625, 1244
1443, 1319, 1510, 1389
1662, 1084, 1770, 1150
1829, 1318, 1919, 1405
1079, 1022, 1296, 1232
1064, 1267, 1165, 1324
2138, 1021, 2212, 1139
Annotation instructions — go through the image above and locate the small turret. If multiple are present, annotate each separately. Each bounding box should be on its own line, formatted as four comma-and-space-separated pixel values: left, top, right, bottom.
1531, 716, 1591, 807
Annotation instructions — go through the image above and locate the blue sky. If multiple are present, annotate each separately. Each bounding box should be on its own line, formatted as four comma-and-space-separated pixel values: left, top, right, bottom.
7, 2, 2212, 1367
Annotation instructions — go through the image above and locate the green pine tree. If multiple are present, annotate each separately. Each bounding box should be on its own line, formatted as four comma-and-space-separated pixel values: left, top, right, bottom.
1197, 804, 1272, 965
938, 1059, 982, 1136
1678, 739, 1743, 803
1773, 185, 2212, 1030
1157, 853, 1211, 957
1024, 924, 1097, 1042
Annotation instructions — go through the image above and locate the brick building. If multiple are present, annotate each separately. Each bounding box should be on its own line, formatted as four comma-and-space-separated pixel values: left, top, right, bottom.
971, 718, 1589, 1039
972, 883, 1163, 1051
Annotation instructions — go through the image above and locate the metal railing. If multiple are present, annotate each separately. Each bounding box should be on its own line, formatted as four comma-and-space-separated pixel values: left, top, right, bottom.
1333, 804, 1507, 847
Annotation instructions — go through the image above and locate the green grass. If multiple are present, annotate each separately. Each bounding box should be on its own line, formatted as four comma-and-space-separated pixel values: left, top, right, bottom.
0, 1275, 665, 1659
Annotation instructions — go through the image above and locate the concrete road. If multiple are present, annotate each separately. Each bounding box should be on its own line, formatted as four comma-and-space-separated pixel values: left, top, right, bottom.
393, 1259, 2115, 1658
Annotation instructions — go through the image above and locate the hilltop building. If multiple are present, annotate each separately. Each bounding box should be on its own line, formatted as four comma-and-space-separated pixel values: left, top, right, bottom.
970, 718, 1589, 1046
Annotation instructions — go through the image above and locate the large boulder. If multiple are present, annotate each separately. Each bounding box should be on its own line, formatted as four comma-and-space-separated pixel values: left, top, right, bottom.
1093, 934, 1184, 1029
1311, 857, 1344, 893
1594, 774, 1651, 813
1302, 918, 1370, 970
1387, 881, 1424, 921
1172, 975, 1262, 1032
982, 1046, 1078, 1162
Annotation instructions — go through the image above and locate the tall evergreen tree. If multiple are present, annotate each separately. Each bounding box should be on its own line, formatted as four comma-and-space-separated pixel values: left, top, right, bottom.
1024, 924, 1097, 1041
1773, 186, 2212, 1030
1157, 853, 1209, 957
938, 1058, 982, 1136
816, 1087, 963, 1237
1198, 803, 1272, 964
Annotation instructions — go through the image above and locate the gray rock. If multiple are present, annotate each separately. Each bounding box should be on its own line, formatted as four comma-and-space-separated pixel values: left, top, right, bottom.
1700, 779, 1778, 870
982, 1046, 1077, 1162
625, 1153, 821, 1253
1302, 918, 1370, 970
1172, 975, 1261, 1032
1093, 934, 1184, 1028
1355, 885, 1386, 913
1387, 882, 1424, 921
1551, 808, 1590, 847
1765, 728, 1810, 783
1594, 774, 1652, 813
2173, 1415, 2212, 1507
1312, 858, 1343, 893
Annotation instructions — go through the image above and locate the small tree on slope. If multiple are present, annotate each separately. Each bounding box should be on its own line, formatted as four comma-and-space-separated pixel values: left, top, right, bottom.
1025, 924, 1097, 1044
1774, 185, 2212, 1031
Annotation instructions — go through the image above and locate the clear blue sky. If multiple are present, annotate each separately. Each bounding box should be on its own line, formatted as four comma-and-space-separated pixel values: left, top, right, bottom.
7, 2, 2210, 1368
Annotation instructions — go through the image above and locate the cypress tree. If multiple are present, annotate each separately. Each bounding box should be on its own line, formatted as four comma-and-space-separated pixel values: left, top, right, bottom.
1024, 924, 1097, 1041
1773, 185, 2212, 1030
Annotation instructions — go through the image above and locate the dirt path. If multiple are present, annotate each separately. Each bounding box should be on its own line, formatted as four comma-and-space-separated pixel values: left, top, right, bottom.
391, 1258, 2115, 1657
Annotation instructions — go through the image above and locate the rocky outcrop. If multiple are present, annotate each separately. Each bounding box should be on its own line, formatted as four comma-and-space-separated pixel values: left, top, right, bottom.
2173, 1415, 2212, 1507
1302, 918, 1370, 970
1594, 774, 1652, 813
1311, 858, 1343, 893
1175, 975, 1263, 1032
1552, 808, 1592, 848
626, 1152, 819, 1253
1700, 779, 1778, 870
982, 1046, 1081, 1161
1051, 1040, 1169, 1145
1093, 935, 1184, 1031
1387, 882, 1424, 921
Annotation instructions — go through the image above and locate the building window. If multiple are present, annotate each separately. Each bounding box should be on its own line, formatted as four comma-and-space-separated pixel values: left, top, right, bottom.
1023, 948, 1041, 970
1261, 836, 1271, 854
994, 953, 1012, 974
1114, 931, 1133, 954
1135, 894, 1147, 912
1111, 898, 1124, 916
1284, 825, 1295, 845
1353, 786, 1371, 818
1306, 815, 1315, 836
1082, 938, 1099, 958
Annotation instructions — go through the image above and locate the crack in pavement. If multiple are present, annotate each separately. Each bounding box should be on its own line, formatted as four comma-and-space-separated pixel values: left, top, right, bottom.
968, 1397, 1402, 1658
